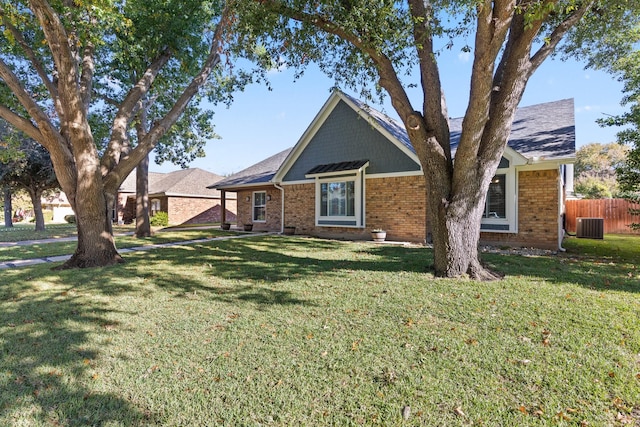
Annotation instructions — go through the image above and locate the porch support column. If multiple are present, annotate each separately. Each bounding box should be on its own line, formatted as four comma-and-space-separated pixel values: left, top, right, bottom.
221, 190, 226, 224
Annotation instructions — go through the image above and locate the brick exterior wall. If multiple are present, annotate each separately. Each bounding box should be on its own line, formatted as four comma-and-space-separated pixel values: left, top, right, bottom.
278, 176, 427, 243
118, 195, 237, 225
234, 169, 560, 249
366, 176, 427, 243
480, 169, 559, 249
167, 197, 237, 225
236, 188, 282, 232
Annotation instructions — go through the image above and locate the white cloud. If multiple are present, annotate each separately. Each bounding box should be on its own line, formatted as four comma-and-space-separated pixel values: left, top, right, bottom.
577, 105, 599, 113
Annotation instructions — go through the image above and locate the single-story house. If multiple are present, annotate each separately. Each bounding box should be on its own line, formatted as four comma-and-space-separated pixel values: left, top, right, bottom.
211, 90, 575, 249
42, 191, 75, 223
118, 168, 237, 225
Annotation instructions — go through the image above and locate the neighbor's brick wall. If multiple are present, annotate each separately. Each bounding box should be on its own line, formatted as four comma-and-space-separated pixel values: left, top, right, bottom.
168, 197, 210, 224
116, 194, 237, 225
480, 169, 559, 249
236, 188, 281, 231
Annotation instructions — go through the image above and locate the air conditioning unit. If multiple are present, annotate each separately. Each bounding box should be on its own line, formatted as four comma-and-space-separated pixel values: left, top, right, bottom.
576, 217, 604, 239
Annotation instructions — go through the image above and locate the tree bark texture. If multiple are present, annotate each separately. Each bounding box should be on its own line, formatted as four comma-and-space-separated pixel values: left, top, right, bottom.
56, 187, 124, 269
3, 187, 12, 228
135, 153, 151, 238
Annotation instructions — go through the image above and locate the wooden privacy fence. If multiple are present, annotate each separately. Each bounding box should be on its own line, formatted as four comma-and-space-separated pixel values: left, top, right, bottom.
565, 199, 640, 234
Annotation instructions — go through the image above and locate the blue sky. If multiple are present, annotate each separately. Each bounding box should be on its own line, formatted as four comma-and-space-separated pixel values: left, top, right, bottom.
150, 48, 627, 176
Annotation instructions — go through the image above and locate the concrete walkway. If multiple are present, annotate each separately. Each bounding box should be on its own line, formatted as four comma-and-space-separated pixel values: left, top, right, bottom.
0, 231, 274, 270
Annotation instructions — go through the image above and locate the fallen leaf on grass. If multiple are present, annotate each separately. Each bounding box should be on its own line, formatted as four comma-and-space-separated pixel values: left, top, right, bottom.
454, 406, 465, 417
554, 411, 571, 421
402, 406, 411, 420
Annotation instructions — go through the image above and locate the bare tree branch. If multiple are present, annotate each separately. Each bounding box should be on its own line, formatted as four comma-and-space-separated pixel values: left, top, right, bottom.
79, 41, 95, 111
0, 105, 43, 142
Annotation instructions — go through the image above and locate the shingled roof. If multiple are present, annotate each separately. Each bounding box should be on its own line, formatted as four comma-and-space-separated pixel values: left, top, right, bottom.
120, 168, 231, 198
449, 98, 575, 161
210, 148, 293, 190
345, 93, 575, 162
210, 91, 575, 190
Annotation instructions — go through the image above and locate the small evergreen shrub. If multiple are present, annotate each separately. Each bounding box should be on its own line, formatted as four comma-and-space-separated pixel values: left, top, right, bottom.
150, 211, 169, 227
64, 215, 76, 224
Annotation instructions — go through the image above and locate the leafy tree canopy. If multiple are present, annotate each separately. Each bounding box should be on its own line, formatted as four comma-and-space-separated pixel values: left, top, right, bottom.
573, 142, 628, 198
0, 0, 255, 267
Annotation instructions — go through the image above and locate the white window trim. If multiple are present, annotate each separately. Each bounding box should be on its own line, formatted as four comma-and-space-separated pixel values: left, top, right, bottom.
481, 159, 518, 234
252, 191, 266, 223
314, 172, 365, 228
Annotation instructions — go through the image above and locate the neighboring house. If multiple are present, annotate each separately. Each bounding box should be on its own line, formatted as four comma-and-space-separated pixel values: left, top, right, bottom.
42, 191, 74, 223
211, 90, 575, 249
118, 168, 237, 225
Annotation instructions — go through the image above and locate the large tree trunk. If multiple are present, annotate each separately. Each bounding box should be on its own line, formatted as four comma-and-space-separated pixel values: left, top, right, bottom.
56, 171, 123, 269
135, 153, 151, 238
3, 187, 13, 228
427, 178, 502, 280
27, 188, 46, 231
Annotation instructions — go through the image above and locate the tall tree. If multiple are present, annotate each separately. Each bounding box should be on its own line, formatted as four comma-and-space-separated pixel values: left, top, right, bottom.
566, 12, 640, 227
574, 142, 629, 198
234, 0, 639, 278
0, 138, 59, 231
601, 53, 640, 228
2, 187, 12, 228
0, 0, 236, 268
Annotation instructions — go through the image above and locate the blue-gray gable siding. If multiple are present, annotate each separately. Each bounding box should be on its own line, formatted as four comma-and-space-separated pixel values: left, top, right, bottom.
282, 100, 420, 182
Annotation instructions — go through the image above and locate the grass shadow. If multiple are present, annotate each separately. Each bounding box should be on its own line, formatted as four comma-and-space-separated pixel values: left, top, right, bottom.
0, 273, 149, 425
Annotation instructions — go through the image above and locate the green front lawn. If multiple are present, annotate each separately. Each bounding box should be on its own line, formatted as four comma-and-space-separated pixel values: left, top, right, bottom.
0, 236, 638, 426
0, 228, 236, 262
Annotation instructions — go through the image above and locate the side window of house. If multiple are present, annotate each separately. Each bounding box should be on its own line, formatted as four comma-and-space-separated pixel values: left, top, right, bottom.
480, 155, 516, 232
484, 174, 506, 219
151, 199, 161, 216
253, 192, 266, 222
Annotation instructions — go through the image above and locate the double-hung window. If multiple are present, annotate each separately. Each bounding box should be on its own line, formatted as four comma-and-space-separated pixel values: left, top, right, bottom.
253, 191, 266, 222
480, 155, 517, 233
151, 199, 161, 216
484, 174, 506, 219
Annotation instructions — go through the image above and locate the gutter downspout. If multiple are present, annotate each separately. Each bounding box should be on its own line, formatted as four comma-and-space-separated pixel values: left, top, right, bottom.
274, 183, 284, 234
558, 165, 566, 252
